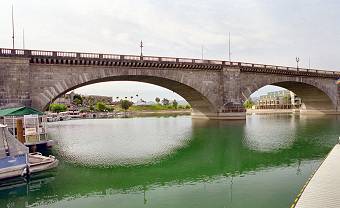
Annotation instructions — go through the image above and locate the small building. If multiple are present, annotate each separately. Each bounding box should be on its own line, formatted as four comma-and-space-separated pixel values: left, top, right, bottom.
0, 107, 54, 152
255, 90, 302, 109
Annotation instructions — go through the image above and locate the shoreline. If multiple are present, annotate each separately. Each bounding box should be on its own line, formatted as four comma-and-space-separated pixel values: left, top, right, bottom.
246, 109, 299, 115
130, 109, 191, 115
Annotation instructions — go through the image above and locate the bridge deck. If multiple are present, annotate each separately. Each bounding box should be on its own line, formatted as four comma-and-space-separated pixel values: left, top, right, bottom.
294, 144, 340, 208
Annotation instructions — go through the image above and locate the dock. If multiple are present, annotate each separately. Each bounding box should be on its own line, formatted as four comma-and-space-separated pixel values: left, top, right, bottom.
294, 144, 340, 208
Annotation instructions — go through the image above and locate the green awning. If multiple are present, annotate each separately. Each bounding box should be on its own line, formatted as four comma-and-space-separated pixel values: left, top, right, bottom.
0, 107, 44, 117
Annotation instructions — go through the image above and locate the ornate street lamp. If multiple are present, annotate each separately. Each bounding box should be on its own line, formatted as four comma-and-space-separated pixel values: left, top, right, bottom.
296, 57, 300, 70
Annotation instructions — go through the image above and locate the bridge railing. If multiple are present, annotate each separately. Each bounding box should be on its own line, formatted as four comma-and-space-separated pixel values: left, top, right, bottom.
0, 48, 339, 76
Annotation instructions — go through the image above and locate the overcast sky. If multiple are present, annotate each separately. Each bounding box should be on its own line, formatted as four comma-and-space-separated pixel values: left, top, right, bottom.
1, 0, 339, 100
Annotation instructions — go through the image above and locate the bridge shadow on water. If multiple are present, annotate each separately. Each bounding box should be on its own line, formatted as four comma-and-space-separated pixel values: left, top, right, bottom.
0, 115, 339, 207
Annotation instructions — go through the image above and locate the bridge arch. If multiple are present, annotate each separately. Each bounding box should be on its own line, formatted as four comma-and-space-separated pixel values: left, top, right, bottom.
240, 74, 338, 113
31, 68, 219, 117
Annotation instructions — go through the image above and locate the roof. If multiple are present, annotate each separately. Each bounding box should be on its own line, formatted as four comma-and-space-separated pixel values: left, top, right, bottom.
0, 107, 44, 117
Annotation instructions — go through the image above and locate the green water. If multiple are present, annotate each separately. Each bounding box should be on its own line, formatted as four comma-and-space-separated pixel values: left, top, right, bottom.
1, 115, 339, 208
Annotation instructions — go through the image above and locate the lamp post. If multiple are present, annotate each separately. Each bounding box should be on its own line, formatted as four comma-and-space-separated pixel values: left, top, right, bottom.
296, 57, 300, 70
11, 5, 15, 49
140, 40, 143, 57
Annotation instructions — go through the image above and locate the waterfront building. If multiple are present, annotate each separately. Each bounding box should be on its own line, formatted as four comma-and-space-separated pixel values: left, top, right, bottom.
82, 95, 113, 106
53, 91, 75, 108
53, 91, 113, 109
255, 90, 302, 109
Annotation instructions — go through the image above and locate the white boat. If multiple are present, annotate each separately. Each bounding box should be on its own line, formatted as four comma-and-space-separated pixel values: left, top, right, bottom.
28, 152, 58, 173
0, 124, 29, 180
0, 124, 58, 180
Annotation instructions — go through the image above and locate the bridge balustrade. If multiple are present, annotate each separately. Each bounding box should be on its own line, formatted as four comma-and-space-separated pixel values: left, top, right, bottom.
0, 48, 338, 78
193, 59, 207, 64
160, 57, 176, 62
209, 60, 223, 64
31, 50, 53, 56
277, 66, 287, 70
253, 64, 264, 68
241, 62, 253, 67
178, 58, 194, 63
102, 54, 120, 59
79, 53, 100, 59
15, 50, 25, 55
56, 52, 77, 57
124, 55, 141, 61
143, 56, 160, 61
1, 49, 13, 55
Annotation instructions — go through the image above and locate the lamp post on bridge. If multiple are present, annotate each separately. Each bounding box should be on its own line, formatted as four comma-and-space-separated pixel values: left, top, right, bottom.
140, 40, 144, 57
296, 57, 300, 71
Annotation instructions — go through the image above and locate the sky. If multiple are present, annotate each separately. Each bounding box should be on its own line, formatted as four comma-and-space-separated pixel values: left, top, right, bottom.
1, 0, 339, 100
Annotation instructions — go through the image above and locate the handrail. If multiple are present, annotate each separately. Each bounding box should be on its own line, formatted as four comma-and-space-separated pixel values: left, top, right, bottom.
0, 48, 338, 76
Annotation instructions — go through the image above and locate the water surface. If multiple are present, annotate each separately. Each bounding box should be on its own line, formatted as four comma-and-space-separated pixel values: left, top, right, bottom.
1, 115, 339, 208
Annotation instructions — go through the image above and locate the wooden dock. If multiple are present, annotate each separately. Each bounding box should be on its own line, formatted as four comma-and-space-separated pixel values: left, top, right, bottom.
294, 144, 340, 208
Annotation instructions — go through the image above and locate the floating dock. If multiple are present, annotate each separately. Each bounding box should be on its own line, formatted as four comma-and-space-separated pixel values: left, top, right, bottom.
294, 144, 340, 208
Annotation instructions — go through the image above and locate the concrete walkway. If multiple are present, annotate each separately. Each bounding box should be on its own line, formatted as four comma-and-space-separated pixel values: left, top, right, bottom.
294, 144, 340, 208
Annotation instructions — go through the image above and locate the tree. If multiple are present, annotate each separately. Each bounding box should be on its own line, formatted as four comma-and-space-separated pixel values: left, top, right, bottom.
73, 98, 82, 106
155, 97, 160, 104
283, 94, 291, 109
73, 94, 83, 104
95, 102, 107, 112
106, 105, 114, 112
120, 99, 133, 111
243, 99, 254, 109
172, 99, 178, 109
49, 103, 67, 113
162, 98, 170, 106
87, 96, 95, 106
89, 105, 95, 111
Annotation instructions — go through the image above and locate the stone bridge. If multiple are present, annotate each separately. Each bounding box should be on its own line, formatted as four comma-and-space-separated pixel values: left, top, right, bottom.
0, 48, 339, 119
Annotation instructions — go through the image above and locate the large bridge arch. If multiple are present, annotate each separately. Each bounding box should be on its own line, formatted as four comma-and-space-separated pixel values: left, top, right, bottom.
240, 73, 339, 113
30, 66, 221, 118
2, 48, 340, 119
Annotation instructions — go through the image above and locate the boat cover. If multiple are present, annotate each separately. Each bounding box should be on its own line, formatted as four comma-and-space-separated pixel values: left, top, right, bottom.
0, 125, 29, 159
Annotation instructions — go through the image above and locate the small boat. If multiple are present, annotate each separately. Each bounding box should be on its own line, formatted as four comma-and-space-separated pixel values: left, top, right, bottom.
28, 152, 58, 174
0, 124, 58, 180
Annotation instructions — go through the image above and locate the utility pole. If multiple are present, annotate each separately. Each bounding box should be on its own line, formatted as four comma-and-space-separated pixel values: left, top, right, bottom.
11, 4, 15, 49
22, 29, 25, 49
201, 45, 204, 60
140, 40, 143, 57
308, 56, 310, 69
228, 32, 231, 62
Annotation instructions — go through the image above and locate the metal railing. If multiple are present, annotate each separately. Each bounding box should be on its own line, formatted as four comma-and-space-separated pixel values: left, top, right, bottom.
1, 48, 339, 76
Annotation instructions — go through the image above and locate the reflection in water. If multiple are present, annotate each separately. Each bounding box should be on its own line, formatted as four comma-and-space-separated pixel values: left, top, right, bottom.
244, 115, 297, 152
49, 117, 192, 166
0, 115, 339, 208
